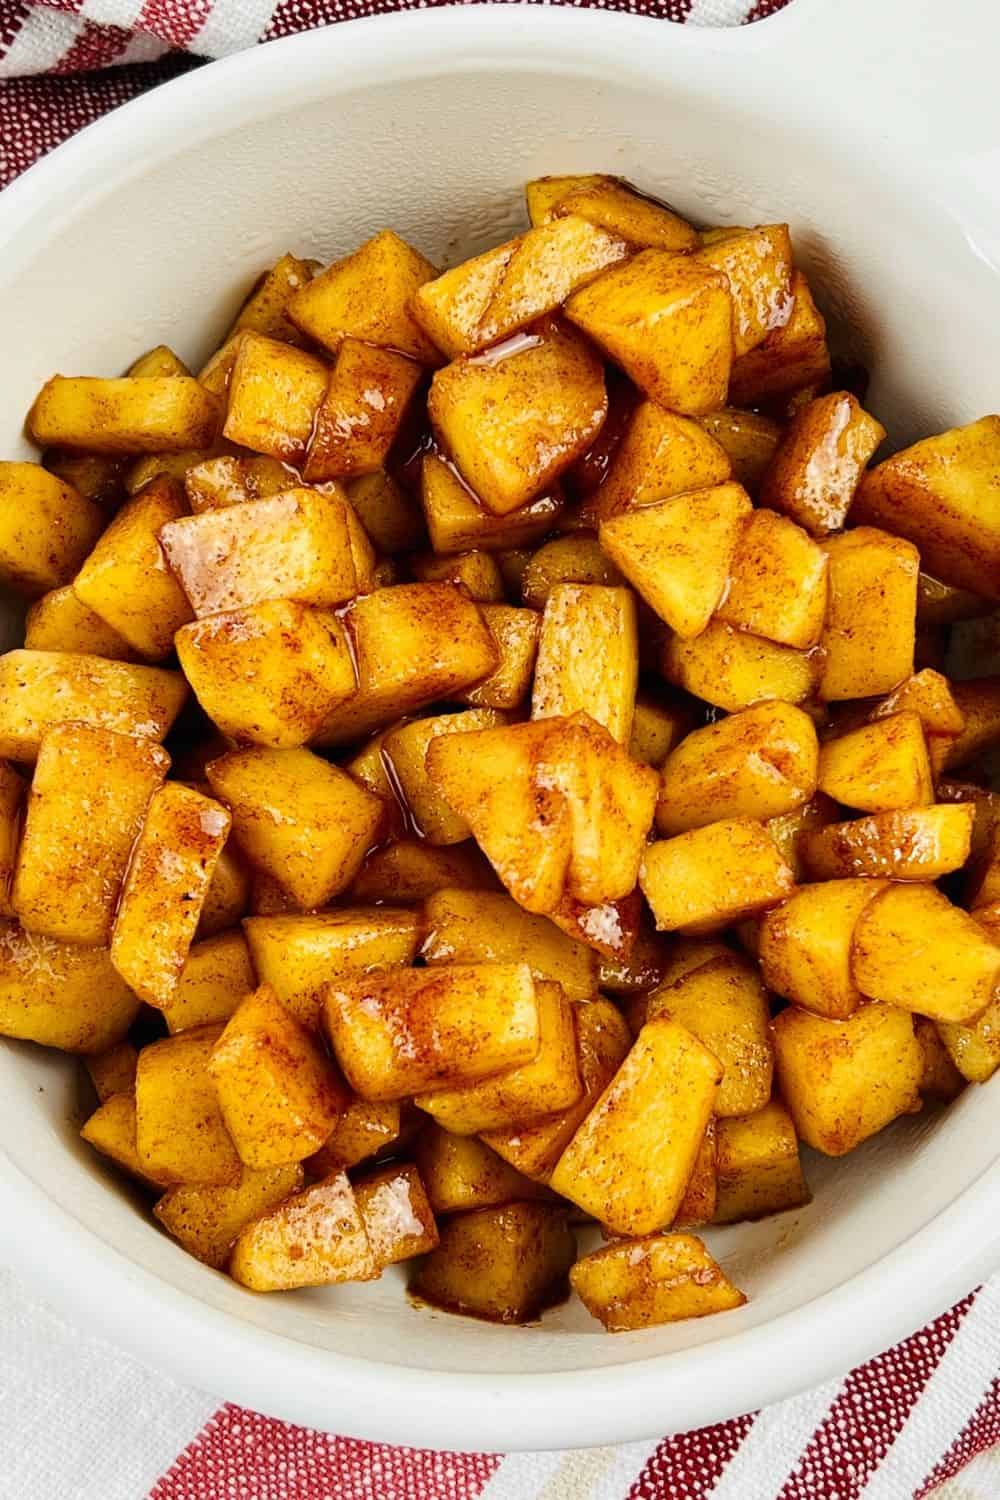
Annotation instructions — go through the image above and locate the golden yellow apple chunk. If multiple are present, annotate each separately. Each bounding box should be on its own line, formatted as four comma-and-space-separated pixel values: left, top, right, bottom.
428, 322, 607, 516
483, 997, 632, 1182
937, 945, 1000, 1084
209, 986, 348, 1168
817, 711, 933, 813
801, 803, 974, 881
287, 229, 440, 364
159, 488, 359, 617
571, 1231, 745, 1331
728, 271, 830, 406
72, 477, 193, 659
715, 507, 829, 648
763, 795, 839, 883
353, 1163, 439, 1268
693, 223, 793, 356
772, 1002, 922, 1156
600, 482, 751, 638
461, 605, 541, 711
124, 344, 190, 377
415, 979, 581, 1134
566, 251, 732, 415
411, 1202, 575, 1323
672, 1117, 718, 1227
198, 845, 250, 939
546, 889, 642, 963
14, 724, 169, 946
206, 746, 384, 910
530, 174, 698, 249
861, 668, 964, 777
531, 584, 637, 744
413, 1124, 554, 1213
197, 332, 245, 396
698, 408, 782, 496
0, 461, 103, 596
640, 819, 796, 935
303, 339, 422, 482
0, 649, 185, 763
323, 963, 540, 1101
229, 251, 317, 345
593, 402, 731, 519
852, 416, 1000, 600
184, 453, 298, 512
220, 330, 329, 459
422, 887, 597, 1002
409, 549, 504, 602
423, 719, 568, 913
23, 586, 136, 660
82, 1092, 172, 1186
851, 883, 1000, 1023
914, 1016, 966, 1101
135, 1025, 242, 1185
409, 240, 515, 359
662, 620, 822, 712
521, 534, 625, 610
421, 452, 560, 555
309, 1098, 403, 1174
628, 691, 692, 770
875, 668, 965, 735
85, 1040, 138, 1102
311, 583, 499, 746
412, 216, 628, 358
383, 709, 508, 845
154, 1164, 305, 1268
176, 602, 357, 749
348, 839, 498, 904
550, 1016, 720, 1235
714, 1101, 809, 1223
647, 953, 772, 1117
476, 218, 629, 349
28, 375, 220, 454
525, 173, 612, 223
244, 908, 420, 1029
229, 1171, 379, 1291
111, 783, 231, 1007
538, 714, 660, 906
0, 921, 139, 1051
656, 700, 819, 836
162, 931, 256, 1034
758, 879, 887, 1020
760, 392, 886, 535
597, 926, 670, 996
819, 527, 919, 701
345, 469, 425, 553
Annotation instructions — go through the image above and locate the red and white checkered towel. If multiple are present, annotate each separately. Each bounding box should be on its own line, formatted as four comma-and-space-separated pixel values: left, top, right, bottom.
1, 1, 1000, 1494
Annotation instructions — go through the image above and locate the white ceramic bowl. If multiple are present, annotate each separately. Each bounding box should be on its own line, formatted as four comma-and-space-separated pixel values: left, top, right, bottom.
1, 0, 1000, 1453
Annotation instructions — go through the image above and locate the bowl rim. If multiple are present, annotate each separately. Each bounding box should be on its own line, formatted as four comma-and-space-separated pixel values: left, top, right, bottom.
2, 0, 999, 1452
4, 1131, 1000, 1450
0, 2, 820, 266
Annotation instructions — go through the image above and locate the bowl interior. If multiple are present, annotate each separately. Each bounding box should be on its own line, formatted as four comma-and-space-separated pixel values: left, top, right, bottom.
1, 20, 998, 1410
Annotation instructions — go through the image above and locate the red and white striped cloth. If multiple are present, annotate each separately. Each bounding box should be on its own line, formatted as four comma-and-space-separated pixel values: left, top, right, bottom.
3, 1263, 1000, 1498
1, 0, 1000, 1494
